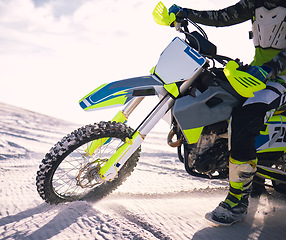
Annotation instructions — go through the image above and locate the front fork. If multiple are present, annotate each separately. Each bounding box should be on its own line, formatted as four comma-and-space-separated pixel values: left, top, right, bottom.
98, 95, 174, 181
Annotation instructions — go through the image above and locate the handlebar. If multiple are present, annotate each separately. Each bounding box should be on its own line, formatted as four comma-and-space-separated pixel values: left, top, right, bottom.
152, 2, 266, 98
153, 2, 233, 64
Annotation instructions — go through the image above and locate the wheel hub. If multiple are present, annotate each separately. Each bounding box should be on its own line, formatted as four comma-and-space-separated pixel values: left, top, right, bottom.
76, 159, 106, 188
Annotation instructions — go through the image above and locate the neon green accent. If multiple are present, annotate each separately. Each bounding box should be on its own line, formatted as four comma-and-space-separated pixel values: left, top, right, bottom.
183, 127, 203, 144
113, 90, 128, 96
223, 61, 266, 98
229, 181, 243, 205
153, 2, 176, 26
150, 66, 156, 74
229, 156, 258, 166
252, 48, 286, 76
257, 147, 286, 153
224, 199, 237, 208
256, 171, 277, 180
268, 115, 286, 122
256, 173, 276, 180
79, 83, 108, 103
259, 68, 268, 78
84, 95, 127, 111
99, 131, 141, 177
85, 111, 128, 156
164, 83, 179, 98
259, 125, 269, 136
259, 167, 276, 174
125, 137, 133, 145
86, 138, 109, 157
111, 110, 128, 123
230, 181, 243, 193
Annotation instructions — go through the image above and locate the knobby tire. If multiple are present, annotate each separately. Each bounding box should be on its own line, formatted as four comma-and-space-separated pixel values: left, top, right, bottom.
36, 121, 141, 204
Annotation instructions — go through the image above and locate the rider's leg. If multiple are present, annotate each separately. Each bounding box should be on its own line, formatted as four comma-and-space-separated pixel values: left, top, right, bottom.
206, 81, 286, 225
226, 103, 266, 208
206, 104, 263, 225
224, 156, 257, 208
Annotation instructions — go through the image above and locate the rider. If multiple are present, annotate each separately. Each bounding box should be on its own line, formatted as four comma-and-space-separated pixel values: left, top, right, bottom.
169, 0, 286, 225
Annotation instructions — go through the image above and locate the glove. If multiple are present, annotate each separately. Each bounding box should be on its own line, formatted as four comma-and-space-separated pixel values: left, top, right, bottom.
247, 65, 272, 82
168, 4, 188, 19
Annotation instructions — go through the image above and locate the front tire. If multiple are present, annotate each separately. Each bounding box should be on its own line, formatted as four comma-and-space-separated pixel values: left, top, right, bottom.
36, 121, 141, 204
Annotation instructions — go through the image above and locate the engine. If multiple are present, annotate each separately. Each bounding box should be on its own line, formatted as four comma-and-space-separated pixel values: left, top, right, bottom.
187, 121, 229, 179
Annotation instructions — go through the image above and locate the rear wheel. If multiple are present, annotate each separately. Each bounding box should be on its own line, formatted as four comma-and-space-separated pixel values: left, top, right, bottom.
36, 121, 141, 204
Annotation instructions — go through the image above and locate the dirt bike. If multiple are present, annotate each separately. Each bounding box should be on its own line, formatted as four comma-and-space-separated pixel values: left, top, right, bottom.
36, 2, 286, 204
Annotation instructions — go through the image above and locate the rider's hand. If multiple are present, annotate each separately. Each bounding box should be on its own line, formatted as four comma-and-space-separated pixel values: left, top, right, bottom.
247, 65, 272, 82
168, 4, 188, 25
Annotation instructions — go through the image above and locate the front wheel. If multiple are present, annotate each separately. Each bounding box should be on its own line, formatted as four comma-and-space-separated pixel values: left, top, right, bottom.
36, 121, 141, 204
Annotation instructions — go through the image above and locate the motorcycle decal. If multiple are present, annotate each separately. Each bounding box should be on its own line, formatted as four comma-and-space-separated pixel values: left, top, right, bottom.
164, 83, 179, 98
223, 61, 266, 98
255, 134, 270, 152
150, 66, 156, 74
85, 90, 131, 110
79, 76, 163, 111
184, 46, 206, 66
183, 127, 204, 144
256, 115, 286, 152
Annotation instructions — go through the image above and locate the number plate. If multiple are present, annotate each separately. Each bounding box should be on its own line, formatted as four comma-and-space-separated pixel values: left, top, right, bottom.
154, 37, 206, 84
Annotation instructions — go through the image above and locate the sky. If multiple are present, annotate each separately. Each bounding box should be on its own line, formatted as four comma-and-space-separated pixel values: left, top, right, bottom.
0, 0, 254, 124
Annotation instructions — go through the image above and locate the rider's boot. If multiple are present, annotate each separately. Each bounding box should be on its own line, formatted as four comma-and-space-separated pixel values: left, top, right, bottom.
205, 156, 257, 226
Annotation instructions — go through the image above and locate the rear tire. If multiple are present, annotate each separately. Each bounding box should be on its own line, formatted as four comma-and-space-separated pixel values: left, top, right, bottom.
36, 121, 141, 204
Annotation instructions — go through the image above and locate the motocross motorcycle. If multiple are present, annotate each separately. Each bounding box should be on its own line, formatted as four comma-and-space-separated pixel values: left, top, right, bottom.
36, 2, 286, 204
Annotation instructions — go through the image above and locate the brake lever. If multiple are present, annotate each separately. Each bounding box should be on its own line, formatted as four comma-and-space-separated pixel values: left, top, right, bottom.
174, 19, 189, 33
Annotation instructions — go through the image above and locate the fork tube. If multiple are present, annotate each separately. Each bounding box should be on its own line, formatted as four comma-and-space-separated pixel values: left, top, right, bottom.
137, 95, 173, 137
123, 97, 144, 118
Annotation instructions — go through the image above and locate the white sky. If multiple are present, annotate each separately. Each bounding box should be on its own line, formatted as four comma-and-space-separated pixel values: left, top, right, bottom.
0, 0, 254, 124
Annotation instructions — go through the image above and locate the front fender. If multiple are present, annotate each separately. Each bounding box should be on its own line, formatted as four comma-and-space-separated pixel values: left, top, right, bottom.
79, 75, 163, 111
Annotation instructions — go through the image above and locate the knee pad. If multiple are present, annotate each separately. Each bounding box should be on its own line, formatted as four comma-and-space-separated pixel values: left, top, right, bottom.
229, 157, 257, 183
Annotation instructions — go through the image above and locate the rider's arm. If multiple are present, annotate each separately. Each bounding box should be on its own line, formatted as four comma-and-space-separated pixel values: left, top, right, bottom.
184, 0, 255, 27
264, 48, 286, 76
